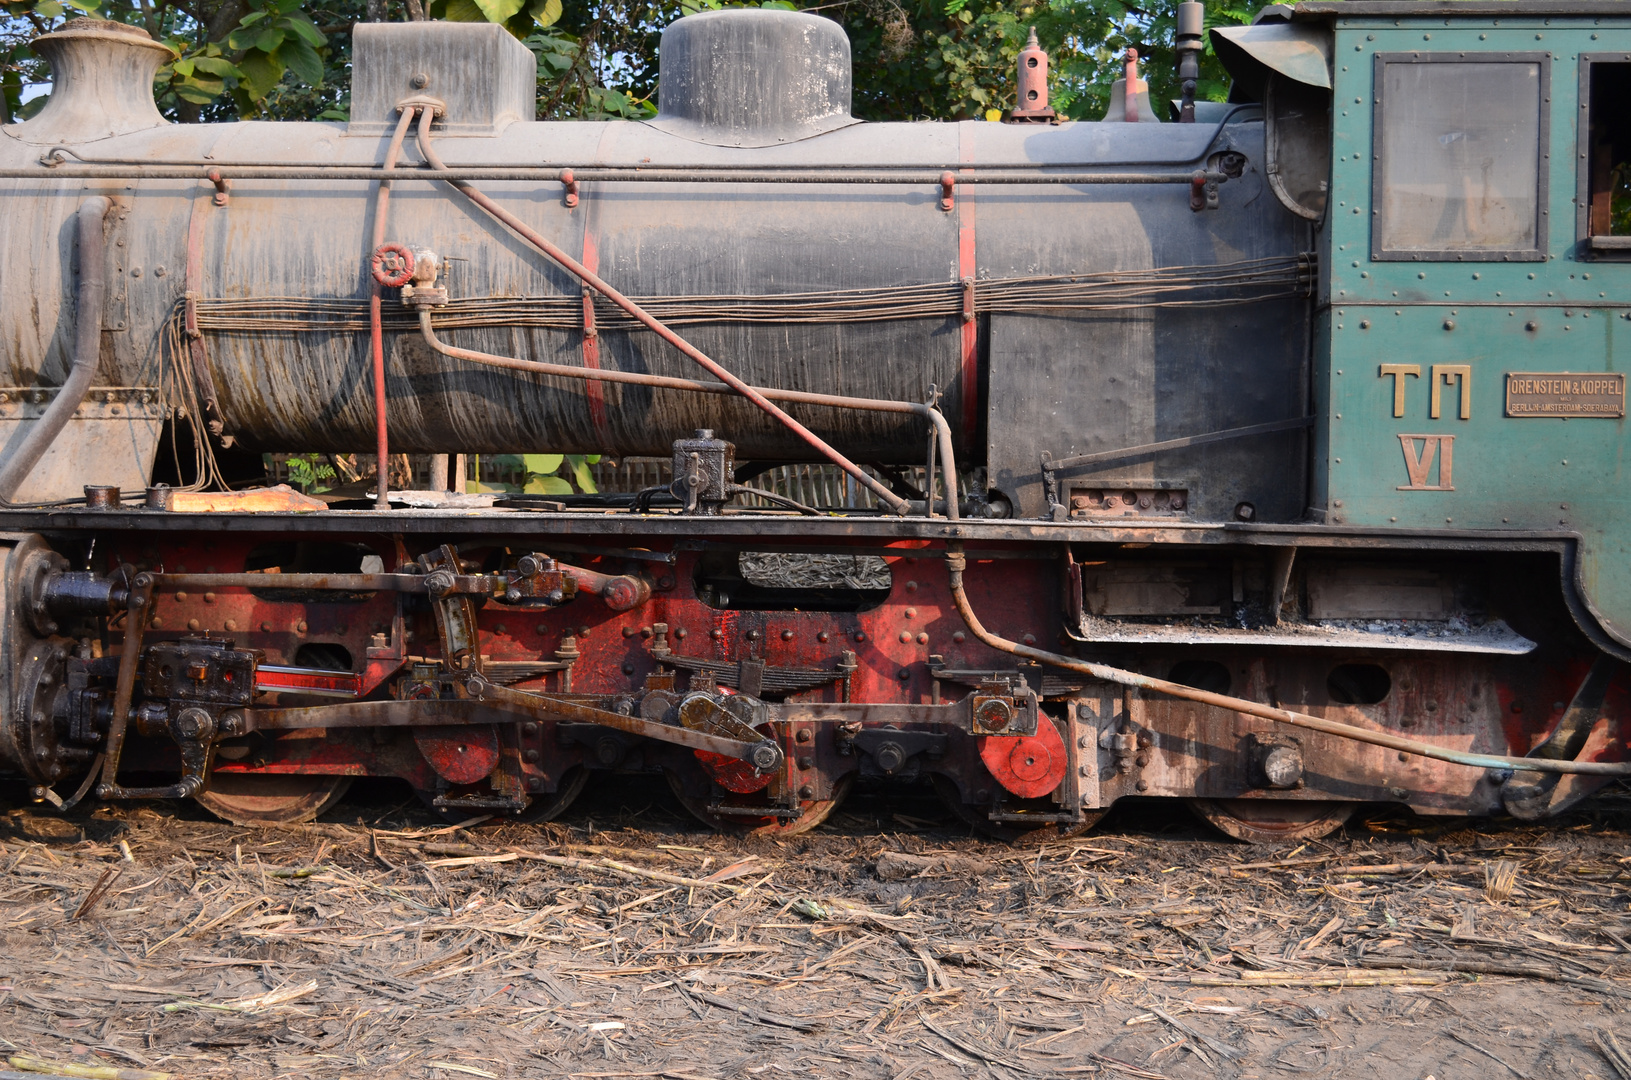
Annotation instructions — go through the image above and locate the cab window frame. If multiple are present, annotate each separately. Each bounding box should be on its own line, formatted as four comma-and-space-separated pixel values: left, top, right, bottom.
1577, 52, 1631, 258
1369, 51, 1551, 263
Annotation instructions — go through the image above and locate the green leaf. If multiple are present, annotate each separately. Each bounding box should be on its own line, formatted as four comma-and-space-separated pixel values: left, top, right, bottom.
528, 0, 562, 28
193, 56, 242, 78
566, 455, 598, 494
524, 476, 573, 495
172, 57, 195, 77
237, 10, 269, 25
470, 0, 525, 23
181, 73, 226, 94
237, 50, 284, 98
254, 26, 286, 53
32, 1, 64, 18
285, 13, 326, 47
521, 453, 563, 474
173, 83, 219, 103
278, 37, 323, 86
442, 0, 486, 21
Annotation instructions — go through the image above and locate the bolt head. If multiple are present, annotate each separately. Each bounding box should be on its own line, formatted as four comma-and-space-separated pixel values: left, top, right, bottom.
973, 698, 1012, 731
751, 744, 779, 770
1261, 745, 1304, 789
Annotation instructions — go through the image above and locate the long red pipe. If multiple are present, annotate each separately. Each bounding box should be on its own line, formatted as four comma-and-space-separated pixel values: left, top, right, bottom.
368, 107, 418, 508
412, 109, 911, 516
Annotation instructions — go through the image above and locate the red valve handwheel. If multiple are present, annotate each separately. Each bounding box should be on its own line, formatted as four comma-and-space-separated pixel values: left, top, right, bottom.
370, 242, 415, 288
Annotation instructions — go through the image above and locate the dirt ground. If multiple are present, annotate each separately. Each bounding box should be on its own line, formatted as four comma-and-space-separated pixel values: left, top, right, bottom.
0, 776, 1628, 1080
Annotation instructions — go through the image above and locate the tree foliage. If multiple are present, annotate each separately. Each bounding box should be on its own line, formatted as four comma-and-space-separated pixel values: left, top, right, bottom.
3, 0, 1270, 126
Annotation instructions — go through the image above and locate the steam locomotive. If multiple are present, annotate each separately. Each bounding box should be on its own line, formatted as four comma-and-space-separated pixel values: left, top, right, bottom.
0, 0, 1625, 841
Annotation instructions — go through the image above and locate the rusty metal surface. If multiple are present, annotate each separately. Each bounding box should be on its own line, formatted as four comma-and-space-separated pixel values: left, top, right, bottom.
347, 22, 534, 138
944, 545, 1631, 778
0, 24, 1254, 466
0, 387, 163, 503
0, 518, 1620, 826
18, 20, 172, 144
0, 198, 113, 502
648, 10, 856, 148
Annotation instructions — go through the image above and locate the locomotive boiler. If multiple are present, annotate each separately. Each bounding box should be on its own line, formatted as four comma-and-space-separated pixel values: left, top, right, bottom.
0, 0, 1625, 840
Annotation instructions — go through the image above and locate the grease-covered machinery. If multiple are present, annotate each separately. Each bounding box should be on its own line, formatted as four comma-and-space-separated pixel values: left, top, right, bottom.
0, 1, 1625, 840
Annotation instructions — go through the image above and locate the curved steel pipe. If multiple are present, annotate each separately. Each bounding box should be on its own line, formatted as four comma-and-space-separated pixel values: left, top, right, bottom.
943, 546, 1631, 778
368, 105, 418, 509
413, 111, 913, 516
418, 312, 957, 519
0, 195, 112, 502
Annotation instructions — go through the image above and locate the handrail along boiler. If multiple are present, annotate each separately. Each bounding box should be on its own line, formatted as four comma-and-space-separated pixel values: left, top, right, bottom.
0, 1, 1626, 840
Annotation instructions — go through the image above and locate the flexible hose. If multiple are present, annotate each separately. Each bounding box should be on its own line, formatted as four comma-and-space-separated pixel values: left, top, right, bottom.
943, 546, 1631, 777
0, 196, 112, 502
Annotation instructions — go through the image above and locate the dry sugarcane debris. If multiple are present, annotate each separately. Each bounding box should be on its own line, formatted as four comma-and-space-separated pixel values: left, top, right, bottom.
0, 779, 1626, 1078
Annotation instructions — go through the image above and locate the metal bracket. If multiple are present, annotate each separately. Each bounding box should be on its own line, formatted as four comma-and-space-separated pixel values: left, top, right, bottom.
649, 622, 846, 696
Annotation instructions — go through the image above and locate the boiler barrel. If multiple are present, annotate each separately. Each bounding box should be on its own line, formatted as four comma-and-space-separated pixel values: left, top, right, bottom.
0, 13, 1288, 465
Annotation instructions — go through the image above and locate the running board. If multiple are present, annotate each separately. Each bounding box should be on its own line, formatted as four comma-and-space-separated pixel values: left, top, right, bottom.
1067, 617, 1536, 654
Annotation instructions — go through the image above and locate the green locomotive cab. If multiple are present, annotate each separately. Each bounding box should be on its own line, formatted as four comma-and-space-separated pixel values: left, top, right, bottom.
1222, 2, 1631, 655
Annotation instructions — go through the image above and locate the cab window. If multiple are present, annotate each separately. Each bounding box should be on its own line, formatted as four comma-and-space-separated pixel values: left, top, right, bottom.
1371, 54, 1549, 261
1580, 59, 1631, 255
